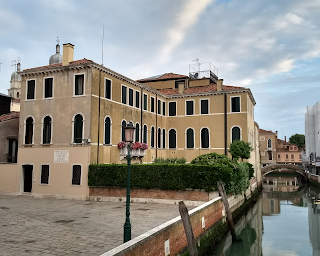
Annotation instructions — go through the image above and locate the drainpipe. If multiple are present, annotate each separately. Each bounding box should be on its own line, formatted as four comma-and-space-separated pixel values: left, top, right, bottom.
97, 70, 101, 164
140, 88, 143, 142
156, 94, 158, 159
224, 93, 227, 156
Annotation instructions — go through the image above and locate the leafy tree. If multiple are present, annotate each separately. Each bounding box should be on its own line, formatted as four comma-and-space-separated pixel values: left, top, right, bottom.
289, 134, 305, 148
229, 140, 253, 161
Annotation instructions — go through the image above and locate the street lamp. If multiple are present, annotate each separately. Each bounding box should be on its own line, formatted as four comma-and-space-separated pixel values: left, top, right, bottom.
124, 122, 135, 243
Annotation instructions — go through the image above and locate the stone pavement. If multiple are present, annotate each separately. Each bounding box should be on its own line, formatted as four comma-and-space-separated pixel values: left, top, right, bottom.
0, 195, 189, 256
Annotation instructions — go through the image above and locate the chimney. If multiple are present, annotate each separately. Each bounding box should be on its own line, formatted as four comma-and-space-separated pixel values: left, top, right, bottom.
178, 83, 184, 94
276, 131, 278, 136
217, 79, 223, 91
62, 43, 74, 66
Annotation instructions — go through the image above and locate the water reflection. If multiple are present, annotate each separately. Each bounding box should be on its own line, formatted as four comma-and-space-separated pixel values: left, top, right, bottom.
209, 174, 320, 256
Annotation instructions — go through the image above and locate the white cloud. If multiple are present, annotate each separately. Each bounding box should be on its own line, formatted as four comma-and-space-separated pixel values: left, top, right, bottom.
286, 13, 304, 24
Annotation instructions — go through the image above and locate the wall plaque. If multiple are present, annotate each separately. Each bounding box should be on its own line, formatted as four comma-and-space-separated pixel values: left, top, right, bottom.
54, 150, 69, 163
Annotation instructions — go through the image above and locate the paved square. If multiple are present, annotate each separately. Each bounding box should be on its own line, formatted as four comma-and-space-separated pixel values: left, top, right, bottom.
0, 195, 186, 256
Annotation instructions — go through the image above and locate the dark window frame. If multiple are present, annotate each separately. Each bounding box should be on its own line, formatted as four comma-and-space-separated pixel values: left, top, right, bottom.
158, 100, 161, 115
105, 78, 112, 99
129, 88, 134, 106
40, 165, 50, 185
169, 102, 177, 116
26, 80, 35, 100
135, 91, 140, 108
25, 117, 34, 144
44, 77, 53, 99
72, 165, 81, 186
231, 96, 240, 113
201, 128, 209, 148
121, 120, 127, 142
186, 100, 194, 115
157, 128, 161, 148
162, 101, 166, 116
73, 114, 84, 143
200, 99, 209, 115
143, 94, 148, 111
104, 116, 111, 144
143, 125, 148, 143
151, 126, 155, 148
151, 97, 155, 113
74, 74, 84, 96
135, 123, 140, 142
162, 128, 166, 149
186, 128, 194, 149
122, 86, 127, 104
42, 116, 52, 144
231, 126, 241, 142
169, 129, 176, 149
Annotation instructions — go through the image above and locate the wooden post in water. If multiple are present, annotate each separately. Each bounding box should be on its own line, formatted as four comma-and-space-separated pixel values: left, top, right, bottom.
217, 181, 237, 242
179, 201, 198, 256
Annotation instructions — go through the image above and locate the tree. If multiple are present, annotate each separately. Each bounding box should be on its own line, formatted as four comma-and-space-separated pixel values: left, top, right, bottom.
289, 134, 305, 148
229, 140, 253, 161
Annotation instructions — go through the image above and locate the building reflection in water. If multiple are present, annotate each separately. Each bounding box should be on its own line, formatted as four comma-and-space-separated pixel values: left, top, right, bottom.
307, 189, 320, 256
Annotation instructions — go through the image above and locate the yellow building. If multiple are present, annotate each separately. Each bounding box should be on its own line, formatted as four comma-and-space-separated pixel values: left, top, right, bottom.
1, 43, 259, 199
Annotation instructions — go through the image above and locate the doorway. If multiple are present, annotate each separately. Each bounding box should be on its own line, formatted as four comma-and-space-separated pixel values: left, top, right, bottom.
23, 165, 33, 193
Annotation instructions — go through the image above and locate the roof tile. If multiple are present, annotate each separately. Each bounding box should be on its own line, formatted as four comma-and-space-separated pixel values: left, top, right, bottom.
0, 112, 20, 123
137, 73, 188, 82
23, 58, 93, 71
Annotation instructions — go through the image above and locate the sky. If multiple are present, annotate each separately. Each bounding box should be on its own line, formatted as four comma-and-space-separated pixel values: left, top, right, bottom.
1, 0, 320, 139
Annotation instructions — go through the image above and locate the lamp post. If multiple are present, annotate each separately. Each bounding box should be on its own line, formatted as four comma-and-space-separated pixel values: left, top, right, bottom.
124, 122, 135, 243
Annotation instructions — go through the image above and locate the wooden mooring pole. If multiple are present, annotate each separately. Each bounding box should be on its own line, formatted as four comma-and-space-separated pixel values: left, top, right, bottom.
179, 201, 198, 256
217, 181, 237, 242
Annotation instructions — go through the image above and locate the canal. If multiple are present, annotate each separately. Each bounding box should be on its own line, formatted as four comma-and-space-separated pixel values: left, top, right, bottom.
209, 173, 320, 256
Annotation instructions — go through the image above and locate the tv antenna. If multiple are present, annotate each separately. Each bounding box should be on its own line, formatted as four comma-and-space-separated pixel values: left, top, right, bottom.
192, 58, 199, 64
11, 60, 17, 70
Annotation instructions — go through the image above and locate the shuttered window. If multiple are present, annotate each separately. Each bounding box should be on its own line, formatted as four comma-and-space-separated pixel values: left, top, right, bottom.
162, 129, 166, 148
73, 114, 83, 143
151, 127, 155, 147
201, 99, 208, 114
44, 78, 53, 98
186, 128, 194, 148
169, 129, 176, 148
105, 79, 111, 99
157, 128, 161, 148
151, 97, 155, 112
75, 74, 84, 95
122, 86, 127, 104
186, 101, 194, 115
162, 101, 166, 116
27, 80, 35, 99
41, 165, 49, 184
72, 165, 81, 185
104, 117, 111, 144
232, 127, 241, 142
158, 100, 161, 114
169, 102, 176, 116
25, 117, 34, 144
136, 91, 140, 108
143, 125, 147, 143
129, 88, 133, 106
231, 97, 240, 112
43, 116, 52, 144
201, 128, 209, 148
135, 123, 140, 142
121, 120, 126, 142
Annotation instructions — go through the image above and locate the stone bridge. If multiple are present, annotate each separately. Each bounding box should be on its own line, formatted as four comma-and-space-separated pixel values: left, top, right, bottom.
261, 164, 308, 179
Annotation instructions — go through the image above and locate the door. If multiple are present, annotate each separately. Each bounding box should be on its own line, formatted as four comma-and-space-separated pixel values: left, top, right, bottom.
23, 165, 33, 193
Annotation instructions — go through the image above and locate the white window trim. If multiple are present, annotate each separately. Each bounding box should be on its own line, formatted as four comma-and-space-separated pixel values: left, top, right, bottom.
121, 85, 128, 105
185, 99, 195, 116
230, 125, 242, 143
135, 90, 140, 109
24, 115, 35, 145
200, 127, 210, 149
200, 98, 210, 115
230, 96, 241, 113
71, 164, 82, 186
150, 96, 155, 113
150, 125, 155, 148
43, 76, 54, 99
26, 79, 36, 101
143, 93, 148, 111
168, 128, 177, 149
120, 119, 127, 142
104, 116, 112, 145
41, 115, 53, 145
168, 101, 177, 116
185, 127, 195, 149
73, 73, 86, 97
39, 164, 50, 185
71, 113, 85, 144
105, 77, 112, 100
128, 87, 134, 107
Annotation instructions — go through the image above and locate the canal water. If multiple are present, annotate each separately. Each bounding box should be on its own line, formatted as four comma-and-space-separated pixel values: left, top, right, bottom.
209, 173, 320, 256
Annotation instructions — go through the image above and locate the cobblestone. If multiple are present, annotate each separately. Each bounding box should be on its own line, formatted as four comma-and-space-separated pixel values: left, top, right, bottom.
0, 195, 185, 256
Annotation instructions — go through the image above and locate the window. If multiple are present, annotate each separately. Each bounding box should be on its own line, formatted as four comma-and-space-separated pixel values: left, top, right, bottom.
44, 78, 53, 98
201, 99, 209, 114
162, 129, 166, 148
151, 97, 155, 112
162, 101, 166, 116
169, 102, 176, 116
25, 117, 34, 144
73, 114, 83, 143
286, 154, 289, 160
231, 96, 240, 112
232, 126, 241, 142
27, 80, 35, 100
169, 129, 176, 148
186, 100, 194, 115
267, 139, 272, 148
7, 139, 18, 163
122, 86, 127, 104
42, 116, 52, 144
186, 128, 194, 148
72, 165, 81, 185
277, 154, 281, 159
291, 154, 294, 160
268, 151, 273, 160
157, 128, 161, 148
41, 165, 49, 184
158, 100, 161, 114
129, 88, 133, 106
121, 120, 126, 142
143, 94, 148, 110
151, 127, 155, 147
260, 136, 265, 141
175, 80, 185, 89
143, 125, 147, 143
75, 74, 84, 96
135, 91, 140, 108
104, 117, 111, 144
299, 154, 301, 160
17, 92, 19, 98
135, 123, 140, 142
105, 79, 111, 99
201, 128, 209, 148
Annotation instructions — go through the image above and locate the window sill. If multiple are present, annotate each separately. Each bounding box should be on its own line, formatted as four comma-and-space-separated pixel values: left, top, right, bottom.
39, 183, 50, 186
25, 99, 36, 101
43, 97, 54, 100
23, 144, 34, 147
40, 144, 52, 147
72, 143, 85, 146
103, 144, 112, 146
73, 94, 85, 97
71, 184, 81, 187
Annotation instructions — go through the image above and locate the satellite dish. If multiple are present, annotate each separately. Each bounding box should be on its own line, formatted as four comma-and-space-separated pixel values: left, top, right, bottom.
194, 73, 198, 79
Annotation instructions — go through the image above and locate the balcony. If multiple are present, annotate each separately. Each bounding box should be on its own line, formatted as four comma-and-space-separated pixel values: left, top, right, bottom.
189, 62, 218, 83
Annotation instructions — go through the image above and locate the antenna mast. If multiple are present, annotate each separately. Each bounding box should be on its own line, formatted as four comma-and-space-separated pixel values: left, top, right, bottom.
102, 24, 104, 66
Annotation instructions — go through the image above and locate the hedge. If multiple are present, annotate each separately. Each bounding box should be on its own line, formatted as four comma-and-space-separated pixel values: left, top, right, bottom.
89, 164, 222, 191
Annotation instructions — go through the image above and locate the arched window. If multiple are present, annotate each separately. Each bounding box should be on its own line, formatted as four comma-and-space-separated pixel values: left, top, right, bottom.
73, 114, 83, 143
157, 128, 161, 148
121, 120, 126, 141
143, 125, 147, 143
201, 128, 209, 148
42, 116, 52, 144
186, 128, 194, 148
25, 117, 34, 144
135, 123, 140, 142
169, 129, 176, 148
151, 126, 155, 147
267, 139, 272, 148
162, 129, 166, 148
232, 126, 241, 142
104, 117, 111, 144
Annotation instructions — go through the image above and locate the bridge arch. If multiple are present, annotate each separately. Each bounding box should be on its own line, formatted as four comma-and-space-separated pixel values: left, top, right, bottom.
261, 164, 307, 179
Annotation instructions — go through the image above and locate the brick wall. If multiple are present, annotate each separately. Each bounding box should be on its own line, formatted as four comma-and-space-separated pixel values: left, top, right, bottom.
102, 197, 224, 256
89, 187, 210, 202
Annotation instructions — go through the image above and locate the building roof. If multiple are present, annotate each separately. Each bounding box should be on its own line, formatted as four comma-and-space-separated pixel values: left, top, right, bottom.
137, 73, 189, 82
23, 58, 93, 71
0, 93, 11, 98
0, 112, 20, 123
158, 83, 246, 95
259, 128, 276, 134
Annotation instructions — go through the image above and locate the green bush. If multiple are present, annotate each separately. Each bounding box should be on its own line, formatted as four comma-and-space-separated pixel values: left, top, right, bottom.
153, 157, 186, 164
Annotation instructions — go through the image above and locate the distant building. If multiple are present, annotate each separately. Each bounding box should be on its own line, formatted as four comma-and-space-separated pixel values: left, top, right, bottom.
259, 129, 277, 167
0, 93, 11, 115
276, 138, 302, 166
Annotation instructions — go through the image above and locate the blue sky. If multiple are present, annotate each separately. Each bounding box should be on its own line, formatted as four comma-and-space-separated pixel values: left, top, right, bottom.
1, 0, 320, 139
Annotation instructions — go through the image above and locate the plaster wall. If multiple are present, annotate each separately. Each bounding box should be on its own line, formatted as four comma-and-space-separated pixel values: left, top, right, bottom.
0, 118, 19, 162
0, 164, 19, 194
